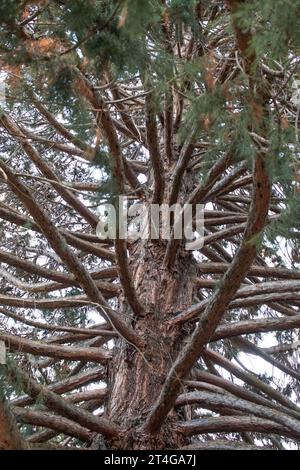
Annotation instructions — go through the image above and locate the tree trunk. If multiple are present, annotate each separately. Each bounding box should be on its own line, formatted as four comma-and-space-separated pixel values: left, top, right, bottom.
106, 241, 198, 449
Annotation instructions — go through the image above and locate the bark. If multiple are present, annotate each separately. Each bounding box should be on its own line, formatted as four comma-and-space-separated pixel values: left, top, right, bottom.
177, 416, 297, 440
13, 407, 93, 444
0, 398, 29, 450
1, 0, 299, 451
0, 331, 111, 363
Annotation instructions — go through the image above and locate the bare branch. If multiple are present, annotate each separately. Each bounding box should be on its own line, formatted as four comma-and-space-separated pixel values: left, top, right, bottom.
6, 367, 121, 438
143, 150, 271, 434
14, 407, 93, 443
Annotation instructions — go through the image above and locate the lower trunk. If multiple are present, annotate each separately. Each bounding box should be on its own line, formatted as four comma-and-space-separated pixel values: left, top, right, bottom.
106, 242, 198, 449
0, 399, 28, 450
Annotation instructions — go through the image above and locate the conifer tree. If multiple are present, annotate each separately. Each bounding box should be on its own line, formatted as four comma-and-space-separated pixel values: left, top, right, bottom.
0, 0, 300, 450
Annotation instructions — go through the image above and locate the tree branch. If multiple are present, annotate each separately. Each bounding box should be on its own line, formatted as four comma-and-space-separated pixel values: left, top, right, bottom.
6, 366, 121, 438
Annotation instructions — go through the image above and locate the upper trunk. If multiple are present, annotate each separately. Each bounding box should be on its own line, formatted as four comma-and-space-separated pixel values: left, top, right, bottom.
106, 241, 198, 449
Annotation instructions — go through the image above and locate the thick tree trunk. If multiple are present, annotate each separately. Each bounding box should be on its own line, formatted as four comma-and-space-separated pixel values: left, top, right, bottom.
106, 241, 198, 449
0, 398, 28, 450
